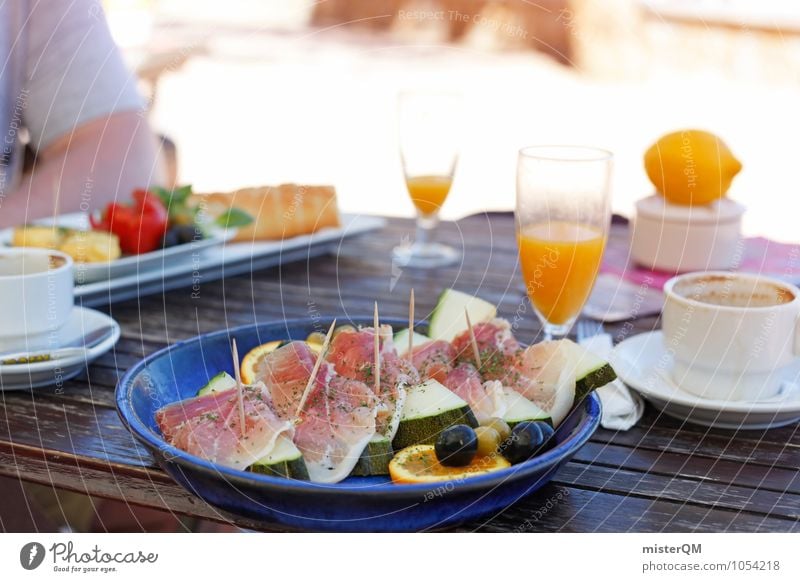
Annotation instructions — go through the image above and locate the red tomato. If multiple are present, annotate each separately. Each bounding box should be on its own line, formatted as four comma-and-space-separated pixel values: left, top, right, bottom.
91, 190, 169, 254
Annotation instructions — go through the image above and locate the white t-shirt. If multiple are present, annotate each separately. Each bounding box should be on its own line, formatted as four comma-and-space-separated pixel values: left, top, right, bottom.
0, 0, 143, 197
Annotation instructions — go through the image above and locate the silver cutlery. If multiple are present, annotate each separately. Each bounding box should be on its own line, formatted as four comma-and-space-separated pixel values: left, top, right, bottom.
576, 318, 605, 343
0, 325, 117, 365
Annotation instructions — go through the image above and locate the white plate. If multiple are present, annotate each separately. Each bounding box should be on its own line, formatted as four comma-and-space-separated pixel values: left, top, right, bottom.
0, 306, 120, 391
72, 213, 386, 306
610, 330, 800, 430
0, 213, 235, 284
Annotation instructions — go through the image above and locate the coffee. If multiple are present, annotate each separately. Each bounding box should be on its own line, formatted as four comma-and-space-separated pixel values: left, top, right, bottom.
673, 274, 795, 308
0, 253, 66, 277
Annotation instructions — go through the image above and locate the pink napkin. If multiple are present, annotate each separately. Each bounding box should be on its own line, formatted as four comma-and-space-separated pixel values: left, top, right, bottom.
602, 236, 800, 288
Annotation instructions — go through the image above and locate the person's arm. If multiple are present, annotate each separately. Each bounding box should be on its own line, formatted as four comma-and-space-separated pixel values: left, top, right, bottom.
1, 111, 164, 226
0, 0, 164, 228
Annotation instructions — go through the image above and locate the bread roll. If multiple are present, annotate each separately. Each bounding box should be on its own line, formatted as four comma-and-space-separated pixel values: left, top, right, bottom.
191, 184, 340, 241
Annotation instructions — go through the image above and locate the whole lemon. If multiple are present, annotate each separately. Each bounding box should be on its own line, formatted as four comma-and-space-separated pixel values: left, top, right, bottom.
644, 130, 742, 206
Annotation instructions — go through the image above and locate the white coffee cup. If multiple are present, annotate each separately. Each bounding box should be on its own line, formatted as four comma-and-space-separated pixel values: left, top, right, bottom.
0, 248, 74, 351
662, 271, 800, 401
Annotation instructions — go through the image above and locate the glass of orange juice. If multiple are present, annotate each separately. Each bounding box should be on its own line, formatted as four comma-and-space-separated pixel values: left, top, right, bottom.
516, 146, 613, 339
393, 91, 461, 268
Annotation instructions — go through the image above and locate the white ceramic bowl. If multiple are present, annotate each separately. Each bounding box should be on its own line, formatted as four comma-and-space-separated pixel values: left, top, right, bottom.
0, 248, 74, 351
630, 194, 745, 273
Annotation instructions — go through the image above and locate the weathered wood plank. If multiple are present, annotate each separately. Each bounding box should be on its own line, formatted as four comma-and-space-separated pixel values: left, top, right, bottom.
462, 485, 798, 533
554, 463, 800, 520
574, 442, 800, 494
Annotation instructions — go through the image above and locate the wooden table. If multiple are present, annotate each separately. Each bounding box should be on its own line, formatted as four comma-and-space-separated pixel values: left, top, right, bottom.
1, 214, 798, 532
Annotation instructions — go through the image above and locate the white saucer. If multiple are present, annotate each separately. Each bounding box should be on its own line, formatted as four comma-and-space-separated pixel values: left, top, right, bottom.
610, 331, 800, 430
0, 306, 120, 391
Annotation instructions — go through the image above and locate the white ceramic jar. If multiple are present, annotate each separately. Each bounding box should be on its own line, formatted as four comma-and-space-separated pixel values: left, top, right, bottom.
630, 195, 745, 273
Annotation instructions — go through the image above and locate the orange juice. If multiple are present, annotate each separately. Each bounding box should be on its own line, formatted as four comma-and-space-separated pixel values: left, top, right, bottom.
406, 175, 452, 216
518, 221, 606, 325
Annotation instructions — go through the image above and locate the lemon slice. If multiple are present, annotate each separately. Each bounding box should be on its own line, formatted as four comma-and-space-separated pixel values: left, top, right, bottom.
240, 340, 285, 384
389, 444, 510, 484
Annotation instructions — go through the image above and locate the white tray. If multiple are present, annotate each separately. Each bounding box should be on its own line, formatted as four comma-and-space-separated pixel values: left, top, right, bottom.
1, 213, 235, 284
67, 213, 385, 306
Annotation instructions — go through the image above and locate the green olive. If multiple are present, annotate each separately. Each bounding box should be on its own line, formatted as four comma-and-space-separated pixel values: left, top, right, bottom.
306, 332, 326, 346
481, 417, 511, 442
475, 426, 502, 457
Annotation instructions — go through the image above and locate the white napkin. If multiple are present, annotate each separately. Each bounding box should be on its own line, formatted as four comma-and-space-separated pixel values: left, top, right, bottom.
579, 333, 645, 431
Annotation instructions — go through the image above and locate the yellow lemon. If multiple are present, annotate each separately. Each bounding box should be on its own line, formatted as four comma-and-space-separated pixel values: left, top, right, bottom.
644, 130, 742, 206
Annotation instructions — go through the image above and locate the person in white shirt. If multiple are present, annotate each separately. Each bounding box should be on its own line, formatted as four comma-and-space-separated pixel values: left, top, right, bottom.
0, 0, 176, 532
0, 0, 163, 227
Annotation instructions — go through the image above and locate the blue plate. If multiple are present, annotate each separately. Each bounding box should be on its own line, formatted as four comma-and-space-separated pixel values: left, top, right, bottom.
116, 318, 601, 532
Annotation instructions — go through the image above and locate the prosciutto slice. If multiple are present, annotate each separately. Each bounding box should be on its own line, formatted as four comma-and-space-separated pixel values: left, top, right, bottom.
328, 326, 418, 439
452, 318, 523, 386
411, 340, 455, 383
444, 363, 507, 423
256, 341, 332, 419
256, 340, 380, 482
508, 340, 576, 426
155, 382, 293, 470
294, 375, 379, 483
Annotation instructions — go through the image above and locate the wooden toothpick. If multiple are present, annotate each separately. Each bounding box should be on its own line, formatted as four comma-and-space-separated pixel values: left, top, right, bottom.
465, 308, 482, 369
374, 301, 381, 394
231, 339, 246, 437
407, 288, 415, 360
295, 319, 337, 421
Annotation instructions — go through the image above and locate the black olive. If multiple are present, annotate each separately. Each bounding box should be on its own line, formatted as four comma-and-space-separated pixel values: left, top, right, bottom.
161, 227, 180, 248
435, 424, 478, 467
538, 422, 555, 451
500, 421, 553, 464
172, 224, 204, 245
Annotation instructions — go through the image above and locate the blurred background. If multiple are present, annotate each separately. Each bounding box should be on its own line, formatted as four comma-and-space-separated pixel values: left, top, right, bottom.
107, 0, 800, 241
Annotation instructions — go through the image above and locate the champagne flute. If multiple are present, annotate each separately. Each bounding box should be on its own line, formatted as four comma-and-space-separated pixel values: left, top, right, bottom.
516, 146, 613, 339
393, 91, 461, 268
